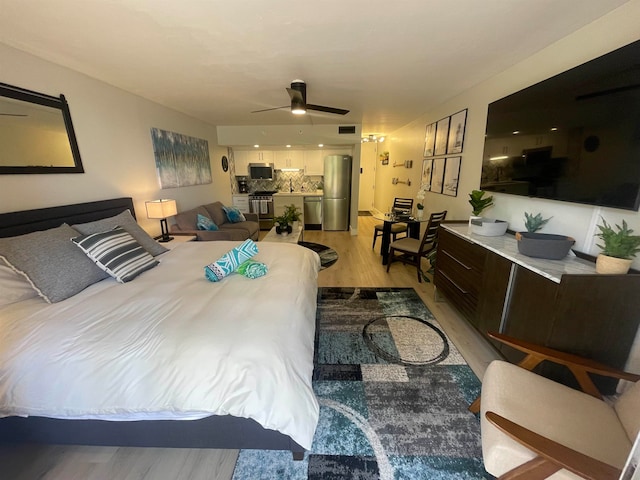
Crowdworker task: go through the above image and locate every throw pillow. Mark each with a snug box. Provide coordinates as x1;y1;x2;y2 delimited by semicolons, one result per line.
0;224;108;303
72;209;168;257
223;205;246;223
196;213;219;231
72;227;159;283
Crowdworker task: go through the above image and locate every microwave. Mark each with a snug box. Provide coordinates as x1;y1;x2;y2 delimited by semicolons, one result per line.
249;163;275;180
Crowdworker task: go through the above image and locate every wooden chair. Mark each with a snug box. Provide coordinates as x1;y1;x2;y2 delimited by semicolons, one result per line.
385;210;446;282
476;331;640;479
372;198;414;250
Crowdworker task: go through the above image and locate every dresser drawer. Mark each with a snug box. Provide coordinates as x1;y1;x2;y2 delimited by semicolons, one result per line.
435;265;479;321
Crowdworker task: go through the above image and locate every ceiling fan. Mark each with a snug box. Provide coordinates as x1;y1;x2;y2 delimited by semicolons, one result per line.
251;80;349;116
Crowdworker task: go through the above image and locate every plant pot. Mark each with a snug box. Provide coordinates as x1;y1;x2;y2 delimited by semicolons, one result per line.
515;232;575;260
276;224;292;235
415;209;424;220
595;254;632;274
469;217;508;237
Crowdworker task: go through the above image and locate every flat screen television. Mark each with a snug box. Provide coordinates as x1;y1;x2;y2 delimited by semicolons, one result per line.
480;39;640;211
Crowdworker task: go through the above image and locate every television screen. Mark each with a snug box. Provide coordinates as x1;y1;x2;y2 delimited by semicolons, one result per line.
480;39;640;211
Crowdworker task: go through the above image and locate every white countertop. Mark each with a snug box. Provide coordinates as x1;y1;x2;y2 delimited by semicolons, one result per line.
442;223;597;283
272;191;324;197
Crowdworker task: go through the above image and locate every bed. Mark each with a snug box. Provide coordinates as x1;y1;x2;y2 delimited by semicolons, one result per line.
0;197;321;459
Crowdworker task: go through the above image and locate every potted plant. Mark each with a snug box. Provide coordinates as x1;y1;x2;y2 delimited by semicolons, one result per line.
415;185;428;219
524;212;552;233
283;204;302;230
274;214;292;235
594;218;640;274
468;190;494;217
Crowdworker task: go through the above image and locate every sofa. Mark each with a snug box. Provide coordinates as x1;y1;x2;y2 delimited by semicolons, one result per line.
169;201;260;241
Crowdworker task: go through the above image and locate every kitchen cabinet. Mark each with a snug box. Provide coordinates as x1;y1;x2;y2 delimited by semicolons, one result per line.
303;150;324;175
234;150;274;176
274;150;303;170
273;195;304;225
434;224;640;393
232;194;250;214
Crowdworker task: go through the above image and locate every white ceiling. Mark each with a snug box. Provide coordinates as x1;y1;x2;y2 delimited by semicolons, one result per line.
0;0;630;135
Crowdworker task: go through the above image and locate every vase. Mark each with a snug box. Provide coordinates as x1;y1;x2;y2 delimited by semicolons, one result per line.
595;254;632;274
416;209;424;220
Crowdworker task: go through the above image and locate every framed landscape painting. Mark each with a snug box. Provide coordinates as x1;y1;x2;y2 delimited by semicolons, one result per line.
434;116;450;156
431;157;445;193
423;122;436;157
447;109;467;154
421;158;433;190
443;156;461;196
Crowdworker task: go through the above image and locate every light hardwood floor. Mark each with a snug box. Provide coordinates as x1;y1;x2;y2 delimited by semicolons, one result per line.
0;215;500;480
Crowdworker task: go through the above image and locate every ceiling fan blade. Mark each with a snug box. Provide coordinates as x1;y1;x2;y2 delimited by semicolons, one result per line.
251;105;289;113
286;88;304;103
306;104;350;115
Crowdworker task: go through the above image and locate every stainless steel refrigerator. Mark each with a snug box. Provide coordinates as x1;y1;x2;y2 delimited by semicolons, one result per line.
323;155;352;230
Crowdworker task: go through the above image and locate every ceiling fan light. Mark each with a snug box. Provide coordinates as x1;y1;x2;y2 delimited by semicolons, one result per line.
291;98;306;115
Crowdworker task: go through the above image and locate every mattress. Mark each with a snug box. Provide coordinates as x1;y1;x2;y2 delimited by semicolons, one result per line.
0;240;321;450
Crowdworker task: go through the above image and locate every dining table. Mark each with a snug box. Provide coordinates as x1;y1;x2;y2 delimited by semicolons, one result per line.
372;212;430;265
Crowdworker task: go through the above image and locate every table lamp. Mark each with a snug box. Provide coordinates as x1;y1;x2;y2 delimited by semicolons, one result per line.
145;199;177;242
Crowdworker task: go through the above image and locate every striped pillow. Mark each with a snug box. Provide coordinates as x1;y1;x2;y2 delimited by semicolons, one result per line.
72;227;159;283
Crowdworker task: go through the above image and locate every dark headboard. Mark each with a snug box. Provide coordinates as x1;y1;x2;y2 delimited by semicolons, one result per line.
0;197;135;238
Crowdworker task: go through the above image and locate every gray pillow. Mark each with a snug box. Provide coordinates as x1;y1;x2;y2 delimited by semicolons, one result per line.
0;224;108;303
73;209;168;257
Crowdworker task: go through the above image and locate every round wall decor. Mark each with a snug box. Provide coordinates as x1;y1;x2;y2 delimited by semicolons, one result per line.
221;155;229;172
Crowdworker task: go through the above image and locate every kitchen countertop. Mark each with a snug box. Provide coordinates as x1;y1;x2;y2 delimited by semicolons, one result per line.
442;223;597;283
272;191;324;197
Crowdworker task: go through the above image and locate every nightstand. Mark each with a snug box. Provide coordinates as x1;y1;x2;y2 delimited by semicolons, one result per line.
162;235;197;250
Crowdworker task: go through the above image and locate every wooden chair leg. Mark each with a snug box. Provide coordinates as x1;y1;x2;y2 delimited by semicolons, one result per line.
416;260;422;283
386;248;394;272
372;230;379;249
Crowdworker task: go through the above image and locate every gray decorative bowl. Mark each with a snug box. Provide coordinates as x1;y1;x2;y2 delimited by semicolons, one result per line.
515;232;575;260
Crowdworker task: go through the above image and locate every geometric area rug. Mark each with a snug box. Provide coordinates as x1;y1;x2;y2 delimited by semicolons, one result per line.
232;287;491;479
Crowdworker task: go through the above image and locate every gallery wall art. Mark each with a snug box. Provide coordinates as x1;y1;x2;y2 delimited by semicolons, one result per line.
150;128;212;189
421;108;467;197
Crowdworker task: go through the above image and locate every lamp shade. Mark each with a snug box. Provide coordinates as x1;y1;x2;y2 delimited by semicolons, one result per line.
145;199;177;219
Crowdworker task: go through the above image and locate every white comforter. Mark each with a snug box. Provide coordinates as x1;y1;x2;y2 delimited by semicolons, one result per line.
0;241;321;450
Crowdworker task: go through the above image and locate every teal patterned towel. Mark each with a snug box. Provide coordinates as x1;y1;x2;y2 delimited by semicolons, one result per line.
204;239;258;282
236;259;268;279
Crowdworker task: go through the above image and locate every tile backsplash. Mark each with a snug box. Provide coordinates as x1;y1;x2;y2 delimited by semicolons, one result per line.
235;171;323;194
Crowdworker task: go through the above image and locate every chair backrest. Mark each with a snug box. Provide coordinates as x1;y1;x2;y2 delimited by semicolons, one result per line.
419;211;447;252
392;198;413;213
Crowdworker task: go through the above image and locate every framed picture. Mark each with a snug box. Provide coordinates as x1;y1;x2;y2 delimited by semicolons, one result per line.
447;109;467;154
151;128;212;189
421;158;433;190
443;156;461;196
423;122;436;157
434;116;450;156
431;157;445;193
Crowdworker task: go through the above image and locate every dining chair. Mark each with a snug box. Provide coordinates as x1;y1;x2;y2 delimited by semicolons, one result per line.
372;198;414;250
386;210;447;282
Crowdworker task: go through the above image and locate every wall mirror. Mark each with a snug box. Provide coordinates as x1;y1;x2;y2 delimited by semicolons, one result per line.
0;82;84;174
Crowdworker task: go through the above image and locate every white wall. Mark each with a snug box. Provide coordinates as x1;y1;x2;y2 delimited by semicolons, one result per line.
383;0;640;268
0;44;230;237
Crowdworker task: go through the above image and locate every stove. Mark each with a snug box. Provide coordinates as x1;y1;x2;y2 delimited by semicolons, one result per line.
249;191;276;230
